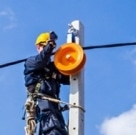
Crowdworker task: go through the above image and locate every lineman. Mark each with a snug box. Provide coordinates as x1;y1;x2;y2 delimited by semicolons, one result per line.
24;31;70;135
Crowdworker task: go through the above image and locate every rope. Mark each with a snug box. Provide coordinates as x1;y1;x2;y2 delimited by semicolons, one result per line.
24;96;37;135
34;93;85;112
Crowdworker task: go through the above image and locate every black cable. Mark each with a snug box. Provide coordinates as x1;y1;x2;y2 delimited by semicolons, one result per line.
0;58;27;68
0;42;136;68
0;52;56;68
83;42;136;50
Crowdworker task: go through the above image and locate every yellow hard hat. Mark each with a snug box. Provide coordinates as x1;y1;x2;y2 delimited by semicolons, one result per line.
35;32;50;46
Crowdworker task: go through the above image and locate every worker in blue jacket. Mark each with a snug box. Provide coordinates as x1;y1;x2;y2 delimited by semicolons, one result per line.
24;31;69;135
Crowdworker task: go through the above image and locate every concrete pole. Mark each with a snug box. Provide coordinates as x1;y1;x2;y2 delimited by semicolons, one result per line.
67;20;85;135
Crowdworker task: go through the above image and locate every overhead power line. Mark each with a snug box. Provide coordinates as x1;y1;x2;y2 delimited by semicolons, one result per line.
0;58;27;68
0;42;136;68
83;42;136;50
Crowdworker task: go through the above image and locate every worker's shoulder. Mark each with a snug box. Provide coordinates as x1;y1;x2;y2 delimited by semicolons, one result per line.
25;55;36;64
26;55;36;60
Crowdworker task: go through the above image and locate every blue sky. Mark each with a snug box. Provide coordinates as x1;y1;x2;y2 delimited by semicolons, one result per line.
0;0;136;135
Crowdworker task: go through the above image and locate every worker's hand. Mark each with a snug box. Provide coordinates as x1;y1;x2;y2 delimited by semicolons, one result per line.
48;40;56;48
27;85;35;93
48;31;58;48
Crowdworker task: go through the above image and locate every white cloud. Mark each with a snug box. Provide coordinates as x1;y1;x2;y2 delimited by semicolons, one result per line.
100;105;136;135
0;8;17;30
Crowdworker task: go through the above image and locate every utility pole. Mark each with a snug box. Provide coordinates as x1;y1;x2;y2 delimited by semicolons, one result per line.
67;20;85;135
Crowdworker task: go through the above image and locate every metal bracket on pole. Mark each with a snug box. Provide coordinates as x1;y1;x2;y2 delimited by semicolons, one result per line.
67;20;85;135
67;23;78;43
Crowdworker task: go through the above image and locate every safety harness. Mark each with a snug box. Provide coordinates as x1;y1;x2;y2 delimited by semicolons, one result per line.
24;71;60;135
23;72;85;135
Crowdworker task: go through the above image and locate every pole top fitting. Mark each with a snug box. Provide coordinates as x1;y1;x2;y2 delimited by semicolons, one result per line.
67;23;78;36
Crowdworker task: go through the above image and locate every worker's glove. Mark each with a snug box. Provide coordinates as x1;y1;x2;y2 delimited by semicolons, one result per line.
26;85;36;99
48;39;56;48
27;85;35;93
48;31;58;48
60;105;69;112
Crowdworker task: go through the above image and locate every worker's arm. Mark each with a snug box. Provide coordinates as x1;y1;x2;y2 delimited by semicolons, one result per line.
25;44;54;71
24;44;55;87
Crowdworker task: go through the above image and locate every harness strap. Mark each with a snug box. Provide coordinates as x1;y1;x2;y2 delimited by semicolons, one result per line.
35;82;41;94
33;72;58;94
